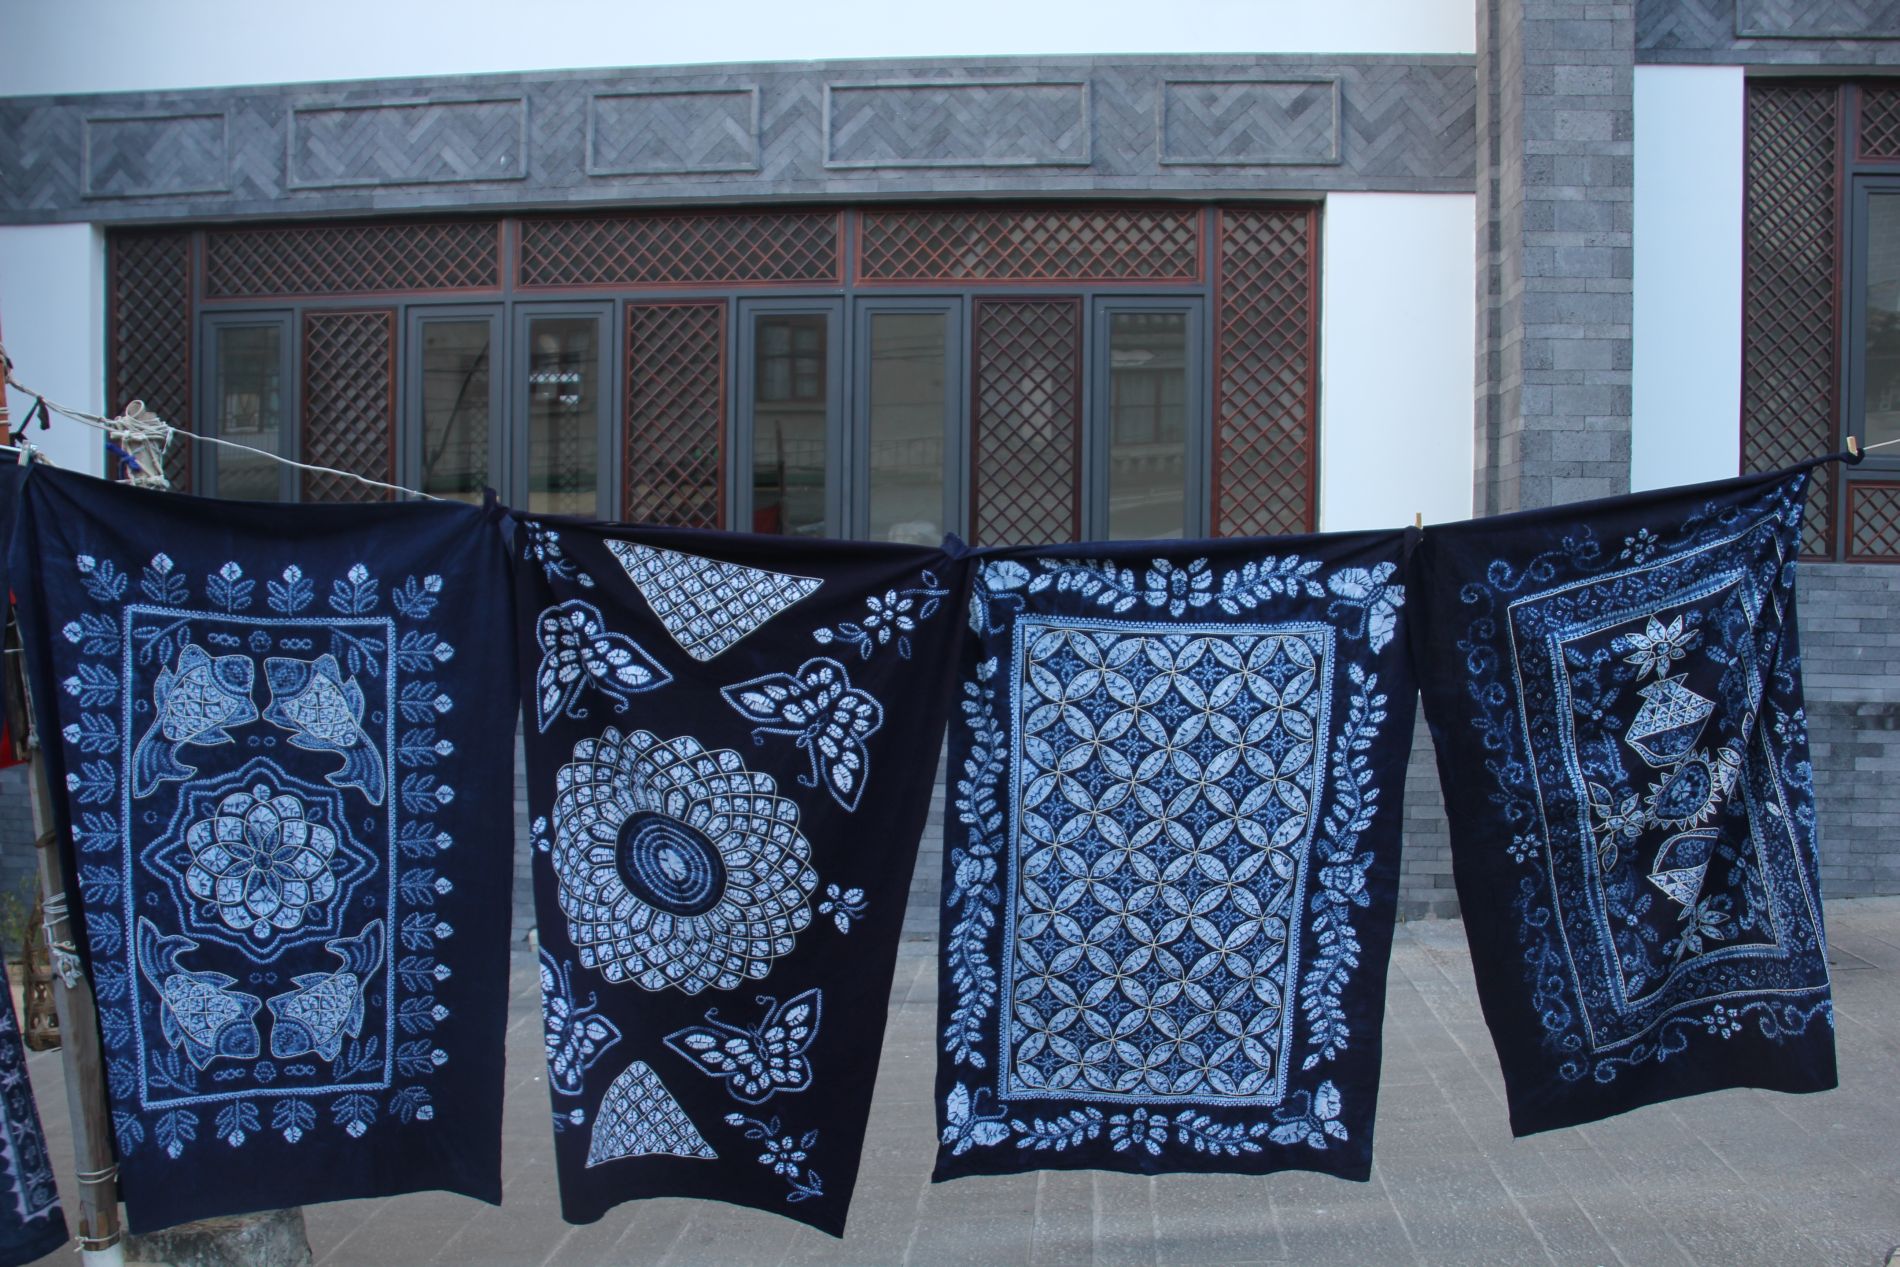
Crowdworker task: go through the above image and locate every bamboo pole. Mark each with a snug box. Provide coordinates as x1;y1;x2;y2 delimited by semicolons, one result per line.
21;682;125;1264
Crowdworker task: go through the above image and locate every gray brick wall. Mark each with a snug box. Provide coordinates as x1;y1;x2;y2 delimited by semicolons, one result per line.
1639;0;1900;64
1477;0;1635;517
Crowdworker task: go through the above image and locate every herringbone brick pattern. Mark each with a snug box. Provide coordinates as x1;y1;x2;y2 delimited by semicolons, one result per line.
1737;0;1900;37
301;310;396;502
589;90;757;175
1161;80;1337;164
108;231;194;491
84;112;227;198
971;298;1082;546
857;206;1200;283
289;99;525;188
625;302;725;528
1212;207;1316;538
826;82;1089;167
1742;83;1840;558
205;221;501;297
519;211;839;287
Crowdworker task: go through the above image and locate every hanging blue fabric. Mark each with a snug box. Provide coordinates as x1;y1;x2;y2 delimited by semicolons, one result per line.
935;530;1418;1182
1411;462;1838;1134
0;462;67;1267
510;515;969;1237
12;466;517;1231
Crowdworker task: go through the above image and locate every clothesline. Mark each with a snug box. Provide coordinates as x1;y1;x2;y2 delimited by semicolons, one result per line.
0;346;445;502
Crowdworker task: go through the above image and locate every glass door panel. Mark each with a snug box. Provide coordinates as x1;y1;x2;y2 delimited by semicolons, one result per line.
865;309;957;544
1859;190;1900;450
525;314;603;516
741;302;841;537
417;318;494;503
1106;311;1190;539
205;315;292;501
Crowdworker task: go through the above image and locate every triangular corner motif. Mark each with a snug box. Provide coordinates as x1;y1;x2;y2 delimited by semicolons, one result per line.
586;1060;716;1167
606;541;821;662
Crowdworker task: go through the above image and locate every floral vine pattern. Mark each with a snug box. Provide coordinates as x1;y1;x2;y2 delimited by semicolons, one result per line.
1417;468;1836;1129
813;571;950;659
940;542;1410;1178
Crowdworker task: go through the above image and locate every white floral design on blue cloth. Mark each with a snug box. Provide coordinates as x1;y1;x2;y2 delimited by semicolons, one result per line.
181;780;343;941
721;657;884;811
550;728;817;993
533;599;671;732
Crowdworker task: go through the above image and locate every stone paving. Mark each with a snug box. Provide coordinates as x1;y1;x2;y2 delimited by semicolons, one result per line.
22;898;1900;1266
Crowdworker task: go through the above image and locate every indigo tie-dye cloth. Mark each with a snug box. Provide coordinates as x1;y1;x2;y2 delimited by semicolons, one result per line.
1412;465;1838;1135
12;467;516;1231
936;532;1417;1182
0;955;65;1265
511;516;967;1237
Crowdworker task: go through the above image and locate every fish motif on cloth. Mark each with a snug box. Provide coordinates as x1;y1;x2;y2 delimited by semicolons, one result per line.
13;466;517;1232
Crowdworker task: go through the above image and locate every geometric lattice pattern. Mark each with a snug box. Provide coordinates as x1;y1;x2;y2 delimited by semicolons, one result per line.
109;230;195;490
204;221;500;298
625;302;724;528
301;311;396;502
1212;207;1317;537
1742;83;1841;559
1861;83;1900;162
1848;481;1900;561
857;206;1202;284
971;298;1082;546
519;211;840;288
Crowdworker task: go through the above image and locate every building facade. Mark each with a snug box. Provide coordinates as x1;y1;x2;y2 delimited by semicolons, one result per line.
1;0;1897;933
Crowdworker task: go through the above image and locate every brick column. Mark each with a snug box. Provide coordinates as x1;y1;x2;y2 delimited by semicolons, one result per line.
1476;0;1635;514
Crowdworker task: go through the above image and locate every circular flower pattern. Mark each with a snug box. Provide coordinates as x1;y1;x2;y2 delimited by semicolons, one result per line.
183;783;340;941
552;728;816;994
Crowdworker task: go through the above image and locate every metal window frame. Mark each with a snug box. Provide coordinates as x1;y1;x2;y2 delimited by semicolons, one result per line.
1088;296;1208;541
512;299;618;517
733;296;847;537
196;308;296;501
402;304;507;502
850;295;966;542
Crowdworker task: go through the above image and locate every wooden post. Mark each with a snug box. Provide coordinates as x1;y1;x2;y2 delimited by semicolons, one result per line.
22;702;125;1264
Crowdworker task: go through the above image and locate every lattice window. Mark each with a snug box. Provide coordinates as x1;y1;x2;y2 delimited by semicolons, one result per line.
971;298;1082;546
519;211;840;288
205;221;500;298
1861;83;1900;161
109;231;194;490
1743;83;1840;558
1212;207;1317;538
1847;481;1900;560
626;302;725;527
302;311;395;502
857;206;1202;284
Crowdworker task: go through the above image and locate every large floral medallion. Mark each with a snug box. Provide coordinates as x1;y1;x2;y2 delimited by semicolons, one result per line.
145;757;375;958
550;728;817;993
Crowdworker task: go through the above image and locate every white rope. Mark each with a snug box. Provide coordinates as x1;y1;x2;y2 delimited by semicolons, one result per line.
2;346;446;502
1862;435;1900;453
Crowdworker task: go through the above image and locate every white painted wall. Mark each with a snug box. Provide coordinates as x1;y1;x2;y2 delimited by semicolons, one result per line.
2;0;1475;97
0;225;105;474
1632;65;1745;491
1318;192;1476;531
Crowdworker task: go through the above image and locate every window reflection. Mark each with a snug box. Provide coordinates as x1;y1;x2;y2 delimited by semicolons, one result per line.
1107;312;1188;539
419;320;490;504
752;314;828;535
527;317;598;516
867;312;946;544
1864;194;1900;449
215;325;282;501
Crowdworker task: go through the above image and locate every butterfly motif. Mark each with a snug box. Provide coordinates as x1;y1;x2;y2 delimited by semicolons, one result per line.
720;657;883;811
941;1081;1011;1156
538;950;623;1097
663;989;821;1104
534;599;671;732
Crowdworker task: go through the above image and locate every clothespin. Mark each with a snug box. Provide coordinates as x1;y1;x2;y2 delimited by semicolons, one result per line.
1847;435;1862;460
9;397;46;447
1414;512;1423;529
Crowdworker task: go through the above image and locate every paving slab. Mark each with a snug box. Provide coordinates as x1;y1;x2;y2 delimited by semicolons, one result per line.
16;898;1900;1265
